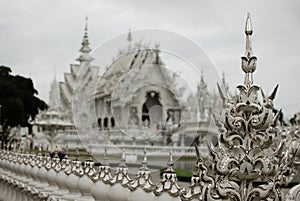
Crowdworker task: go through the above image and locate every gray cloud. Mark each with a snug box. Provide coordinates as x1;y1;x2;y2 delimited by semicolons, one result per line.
0;0;299;117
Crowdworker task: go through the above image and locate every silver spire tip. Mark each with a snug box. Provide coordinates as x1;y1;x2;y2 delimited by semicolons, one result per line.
245;13;253;36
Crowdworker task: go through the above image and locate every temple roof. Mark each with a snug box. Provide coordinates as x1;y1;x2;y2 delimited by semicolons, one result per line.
95;42;164;98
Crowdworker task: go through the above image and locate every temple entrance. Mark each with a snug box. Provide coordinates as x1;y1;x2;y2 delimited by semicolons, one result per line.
142;91;163;128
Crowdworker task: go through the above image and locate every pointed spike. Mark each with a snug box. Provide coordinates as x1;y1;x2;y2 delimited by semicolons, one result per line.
85;16;88;33
207;140;217;158
209;108;221;127
245;13;253;35
194;145;200;161
260;87;266;100
269;84;279;100
273;109;282;126
217;83;226;102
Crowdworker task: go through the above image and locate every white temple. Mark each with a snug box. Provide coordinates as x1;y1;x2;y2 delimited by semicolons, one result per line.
53;18;229;150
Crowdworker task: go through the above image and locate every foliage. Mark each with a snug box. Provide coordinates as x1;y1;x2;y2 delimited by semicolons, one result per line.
0;66;48;128
160;167;193;182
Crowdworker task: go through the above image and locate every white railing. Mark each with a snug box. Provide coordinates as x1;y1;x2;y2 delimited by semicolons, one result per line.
0;148;200;201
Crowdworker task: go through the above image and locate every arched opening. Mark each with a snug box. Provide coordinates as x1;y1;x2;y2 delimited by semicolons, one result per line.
103;117;108;130
97;118;102;129
141;91;163;128
110;117;115;128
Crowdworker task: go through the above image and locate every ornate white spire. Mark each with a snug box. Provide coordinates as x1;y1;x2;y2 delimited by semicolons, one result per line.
197;70;211;120
49;74;61;109
241;13;257;86
77;16;94;62
199;13;296;201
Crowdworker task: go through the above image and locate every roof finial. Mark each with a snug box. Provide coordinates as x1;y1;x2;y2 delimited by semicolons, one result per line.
127;28;132;42
85;16;88;34
241;13;257;86
153;43;162;64
245;13;253;58
77;16;94;62
200;69;204;83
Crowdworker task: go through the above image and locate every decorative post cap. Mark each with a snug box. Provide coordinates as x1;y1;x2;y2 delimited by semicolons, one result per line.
65;145;69;159
119;148;127;168
139;148;149;171
165;149;175;173
241;13;257;86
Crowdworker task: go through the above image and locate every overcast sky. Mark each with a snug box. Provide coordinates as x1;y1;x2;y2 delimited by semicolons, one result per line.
1;0;300;118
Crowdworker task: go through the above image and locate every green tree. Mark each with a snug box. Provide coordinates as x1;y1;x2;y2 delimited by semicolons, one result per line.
0;65;47;134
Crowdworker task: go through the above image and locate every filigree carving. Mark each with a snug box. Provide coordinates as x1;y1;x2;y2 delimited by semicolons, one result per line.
185;13;298;201
91;149;113;184
129;148;156;192
110;148;132;187
154;150;183;197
